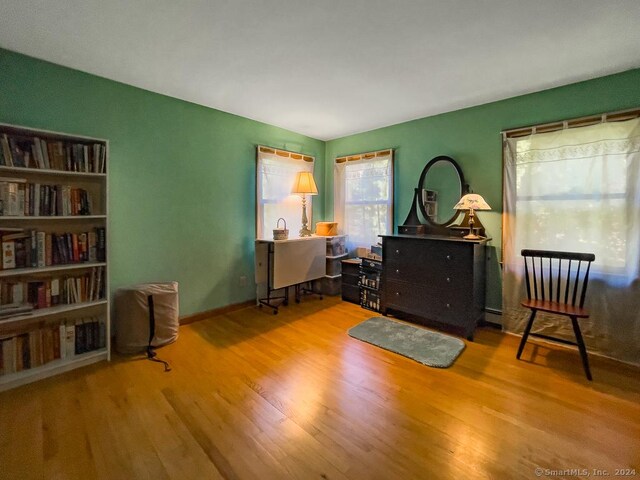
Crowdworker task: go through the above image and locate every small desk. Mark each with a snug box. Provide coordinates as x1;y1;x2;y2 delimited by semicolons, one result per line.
255;236;326;313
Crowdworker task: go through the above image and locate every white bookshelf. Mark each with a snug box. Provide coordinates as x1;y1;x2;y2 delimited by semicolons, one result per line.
0;348;108;391
0;123;110;392
0;165;106;178
0;215;107;221
0;262;107;278
0;300;108;327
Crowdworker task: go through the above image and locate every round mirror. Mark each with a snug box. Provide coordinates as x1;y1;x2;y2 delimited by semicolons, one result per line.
417;155;467;226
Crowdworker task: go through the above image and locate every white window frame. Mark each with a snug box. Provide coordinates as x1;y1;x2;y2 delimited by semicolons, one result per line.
256;146;315;240
334;149;394;251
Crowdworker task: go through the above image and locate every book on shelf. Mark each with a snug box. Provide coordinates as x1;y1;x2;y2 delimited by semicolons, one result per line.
64;322;75;359
0;133;106;174
7;138;33;168
0;302;34;318
0;316;106;376
96;227;105;261
0;266;105;308
0;181;93;217
16;333;29;371
0;177;27;216
0;337;17;374
2;240;15;269
0;227;105;270
0;135;12;167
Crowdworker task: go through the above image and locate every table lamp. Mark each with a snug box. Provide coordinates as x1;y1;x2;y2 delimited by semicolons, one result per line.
292;171;318;237
453;193;491;240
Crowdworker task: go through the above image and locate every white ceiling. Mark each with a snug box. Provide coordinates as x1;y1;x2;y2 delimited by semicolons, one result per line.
1;1;640;140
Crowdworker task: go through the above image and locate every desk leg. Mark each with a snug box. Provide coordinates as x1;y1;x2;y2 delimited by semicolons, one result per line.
257;243;287;314
297;281;323;302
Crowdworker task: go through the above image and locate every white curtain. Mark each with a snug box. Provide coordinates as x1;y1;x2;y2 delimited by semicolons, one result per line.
503;117;640;365
334;152;393;252
256;150;314;239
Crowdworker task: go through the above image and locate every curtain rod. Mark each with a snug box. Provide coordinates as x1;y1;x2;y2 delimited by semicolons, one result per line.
501;106;640;139
335;148;393;164
257;145;314;162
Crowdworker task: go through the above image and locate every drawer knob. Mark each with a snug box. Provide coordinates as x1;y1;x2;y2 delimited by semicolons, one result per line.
395;249;400;254
446;277;451;283
395;292;401;297
446;255;451;260
446;303;451;308
395;269;400;274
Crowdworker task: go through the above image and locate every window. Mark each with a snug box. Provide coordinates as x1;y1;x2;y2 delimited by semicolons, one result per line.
256;146;314;239
501;115;640;365
504;117;640;281
334;150;394;251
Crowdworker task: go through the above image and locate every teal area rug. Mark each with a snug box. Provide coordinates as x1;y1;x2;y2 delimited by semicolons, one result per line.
348;317;465;368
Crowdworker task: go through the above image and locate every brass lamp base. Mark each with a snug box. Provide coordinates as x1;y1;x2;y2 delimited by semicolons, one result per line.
463;209;481;240
299;194;312;237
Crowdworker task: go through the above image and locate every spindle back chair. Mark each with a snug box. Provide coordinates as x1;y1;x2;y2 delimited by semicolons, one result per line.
516;249;596;380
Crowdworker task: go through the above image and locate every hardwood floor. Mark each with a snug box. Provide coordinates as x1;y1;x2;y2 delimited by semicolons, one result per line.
1;297;639;480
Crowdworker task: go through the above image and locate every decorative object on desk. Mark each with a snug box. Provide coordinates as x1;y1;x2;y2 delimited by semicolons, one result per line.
453;193;491;240
292;171;318;237
348;317;465;368
272;217;289;240
315;221;338;236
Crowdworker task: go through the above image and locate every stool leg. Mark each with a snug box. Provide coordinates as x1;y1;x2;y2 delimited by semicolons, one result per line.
517;309;537;360
570;316;592;381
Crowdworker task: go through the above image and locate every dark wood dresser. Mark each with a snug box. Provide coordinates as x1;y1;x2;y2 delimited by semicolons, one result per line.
380;234;488;340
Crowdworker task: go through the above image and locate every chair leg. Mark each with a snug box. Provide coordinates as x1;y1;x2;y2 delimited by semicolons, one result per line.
570;316;592;381
516;309;537;360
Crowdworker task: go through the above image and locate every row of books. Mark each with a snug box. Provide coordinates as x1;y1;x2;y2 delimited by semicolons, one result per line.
0;267;105;310
0;317;106;376
1;227;106;270
0;134;106;173
0;178;93;216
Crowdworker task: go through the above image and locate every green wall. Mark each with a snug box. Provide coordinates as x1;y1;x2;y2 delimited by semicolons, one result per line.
325;68;640;310
3;47;638;315
0;48;325;316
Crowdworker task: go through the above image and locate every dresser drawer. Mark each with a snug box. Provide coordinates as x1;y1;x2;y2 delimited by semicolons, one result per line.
429;271;473;299
385;281;439;319
386;280;470;327
385;239;473;283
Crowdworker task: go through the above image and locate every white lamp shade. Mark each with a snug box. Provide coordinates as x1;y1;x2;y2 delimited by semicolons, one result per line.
292;171;318;195
453;193;491;211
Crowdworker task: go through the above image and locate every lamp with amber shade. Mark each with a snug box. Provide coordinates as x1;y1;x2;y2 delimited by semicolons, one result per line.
292;171;318;237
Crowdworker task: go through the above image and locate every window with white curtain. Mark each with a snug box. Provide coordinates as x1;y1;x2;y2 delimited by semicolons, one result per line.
504;117;640;282
334;150;394;251
502;115;640;365
256;146;314;239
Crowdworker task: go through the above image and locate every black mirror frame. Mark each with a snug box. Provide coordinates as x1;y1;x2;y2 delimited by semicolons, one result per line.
417;155;469;228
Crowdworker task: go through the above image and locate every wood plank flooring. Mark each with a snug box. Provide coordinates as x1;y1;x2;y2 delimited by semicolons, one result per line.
1;297;639;480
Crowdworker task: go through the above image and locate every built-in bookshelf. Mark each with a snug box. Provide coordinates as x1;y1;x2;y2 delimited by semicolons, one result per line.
0;123;109;391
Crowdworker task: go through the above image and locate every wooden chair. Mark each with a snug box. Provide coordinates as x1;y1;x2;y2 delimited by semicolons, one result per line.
516;249;596;380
